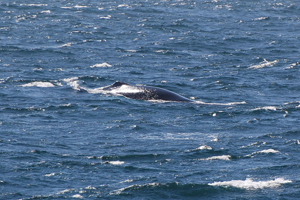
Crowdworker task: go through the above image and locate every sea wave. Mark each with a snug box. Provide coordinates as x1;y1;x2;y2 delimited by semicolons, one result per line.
245;149;279;158
199;155;231;161
251;106;278;111
90;62;112;68
195;145;213;150
209;178;291;189
103;161;125;165
248;59;278;69
195;101;247;106
21;82;55;87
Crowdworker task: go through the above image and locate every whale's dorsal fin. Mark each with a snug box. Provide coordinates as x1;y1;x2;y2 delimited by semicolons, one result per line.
111;81;128;87
102;81;128;90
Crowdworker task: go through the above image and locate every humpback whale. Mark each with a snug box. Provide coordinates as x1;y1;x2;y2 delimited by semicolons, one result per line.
102;82;193;102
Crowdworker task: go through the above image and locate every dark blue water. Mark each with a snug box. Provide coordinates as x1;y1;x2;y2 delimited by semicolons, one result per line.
1;0;300;199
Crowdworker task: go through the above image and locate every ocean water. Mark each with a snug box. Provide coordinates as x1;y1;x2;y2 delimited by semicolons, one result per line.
1;0;300;199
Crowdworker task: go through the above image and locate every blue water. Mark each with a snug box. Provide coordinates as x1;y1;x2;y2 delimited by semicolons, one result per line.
1;0;300;199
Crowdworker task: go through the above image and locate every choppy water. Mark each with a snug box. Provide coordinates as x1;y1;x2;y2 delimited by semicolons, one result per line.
1;0;300;199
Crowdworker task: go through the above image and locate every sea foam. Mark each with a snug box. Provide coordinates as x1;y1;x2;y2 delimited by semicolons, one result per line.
90;62;112;68
209;178;291;189
21;82;55;87
251;106;277;111
248;59;278;69
195;101;246;106
104;161;125;165
200;155;231;161
195;145;213;150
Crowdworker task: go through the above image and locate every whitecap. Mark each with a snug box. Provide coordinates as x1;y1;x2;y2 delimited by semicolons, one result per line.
154;50;168;53
20;4;48;7
245;149;279;157
214;4;232;10
72;194;83;199
248;59;278;69
251;106;277;111
59;103;72;107
118;4;129;8
257;149;279;154
57;188;74;194
254;17;268;21
104;161;124;165
41;10;51;14
100;15;111;19
62;77;82;91
21;82;55;87
45;173;55;177
209;178;291;189
284;62;297;70
84;186;96;190
74;5;88;8
195;145;213;150
90;62;112;68
67;80;81;91
60;43;72;47
125;50;137;52
200;155;231;161
119;179;133;183
62;77;78;82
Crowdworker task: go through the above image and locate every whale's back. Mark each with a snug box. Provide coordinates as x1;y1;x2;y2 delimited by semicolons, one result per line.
103;82;193;102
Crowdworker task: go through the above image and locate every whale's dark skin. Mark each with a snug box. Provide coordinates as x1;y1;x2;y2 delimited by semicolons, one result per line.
103;82;193;102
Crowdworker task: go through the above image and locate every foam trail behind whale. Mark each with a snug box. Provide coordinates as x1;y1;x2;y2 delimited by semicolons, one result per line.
194;101;247;106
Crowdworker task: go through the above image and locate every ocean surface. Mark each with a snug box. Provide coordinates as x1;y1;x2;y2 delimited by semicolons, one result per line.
1;0;300;199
